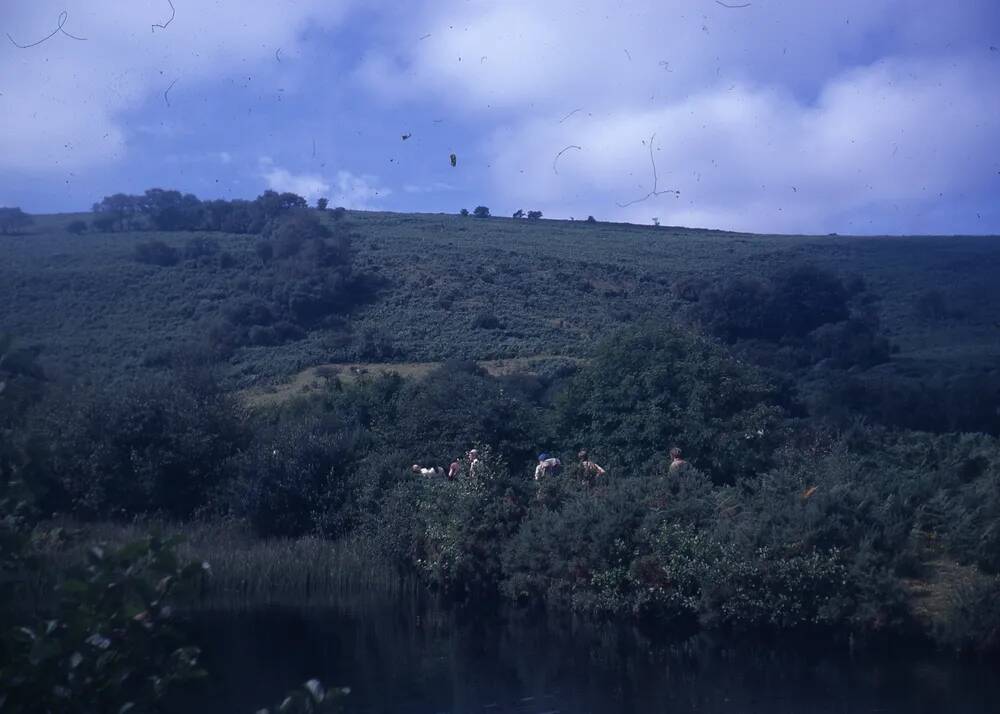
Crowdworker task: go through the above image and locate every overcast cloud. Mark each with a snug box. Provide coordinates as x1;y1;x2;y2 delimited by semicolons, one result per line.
1;0;997;234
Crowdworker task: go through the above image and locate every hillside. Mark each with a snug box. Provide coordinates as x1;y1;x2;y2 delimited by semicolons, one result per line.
3;210;999;394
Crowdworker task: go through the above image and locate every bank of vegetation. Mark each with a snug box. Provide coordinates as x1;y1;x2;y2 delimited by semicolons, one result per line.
2;196;1000;709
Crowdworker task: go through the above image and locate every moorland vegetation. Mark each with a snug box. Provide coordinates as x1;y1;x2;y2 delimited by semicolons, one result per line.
2;191;999;676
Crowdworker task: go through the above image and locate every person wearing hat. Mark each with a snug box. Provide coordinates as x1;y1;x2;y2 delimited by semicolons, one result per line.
534;452;562;480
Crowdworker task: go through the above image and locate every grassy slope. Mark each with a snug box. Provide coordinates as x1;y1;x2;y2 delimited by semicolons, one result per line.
2;210;999;388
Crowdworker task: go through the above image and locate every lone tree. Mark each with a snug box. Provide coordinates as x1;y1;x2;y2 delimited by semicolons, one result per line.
473;206;490;218
0;207;33;235
316;197;329;211
459;208;469;216
527;210;542;220
512;209;524;219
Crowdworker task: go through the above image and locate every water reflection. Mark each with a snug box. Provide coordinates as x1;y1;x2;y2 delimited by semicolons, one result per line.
178;593;998;714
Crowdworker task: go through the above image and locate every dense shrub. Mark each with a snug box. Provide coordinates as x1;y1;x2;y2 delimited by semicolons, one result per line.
0;535;206;712
32;376;246;519
808;316;891;369
230;417;366;538
183;236;220;260
0;206;33;235
915;289;950;321
553;324;787;480
473;206;490;218
65;219;87;235
134;240;180;267
471;311;501;329
933;573;1000;654
699;264;849;343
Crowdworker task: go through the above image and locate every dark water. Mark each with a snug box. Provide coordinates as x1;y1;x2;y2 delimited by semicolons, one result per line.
177;596;999;714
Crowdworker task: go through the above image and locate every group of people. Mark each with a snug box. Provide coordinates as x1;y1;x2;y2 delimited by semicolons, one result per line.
411;447;691;482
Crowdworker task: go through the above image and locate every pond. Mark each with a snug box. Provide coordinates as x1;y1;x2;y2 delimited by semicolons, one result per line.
176;594;998;714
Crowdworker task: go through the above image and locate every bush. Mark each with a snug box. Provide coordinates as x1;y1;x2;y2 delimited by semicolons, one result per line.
808;316;891;369
471;311;501;329
182;236;220;260
264;209;332;259
934;573;1000;654
34;376;246;519
231;417;366;538
331;206;347;221
915;289;950;321
133;240;180;267
0;206;34;235
527;210;542;220
91;215;115;232
459;208;469;216
473;206;490;218
317;197;329;211
699;264;849;343
0;535;206;712
65;219;87;235
586;215;596;223
553;323;786;480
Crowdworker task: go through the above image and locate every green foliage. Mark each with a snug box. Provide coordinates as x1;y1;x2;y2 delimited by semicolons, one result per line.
473;206;490;218
65;220;87;235
553;323;786;480
134;240;180;267
699;264;850;343
914;289;950;321
933;572;1000;655
32;375;246;519
0;207;34;235
140;189;205;231
0;534;207;713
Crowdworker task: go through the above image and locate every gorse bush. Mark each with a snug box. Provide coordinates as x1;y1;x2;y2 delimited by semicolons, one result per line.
553;323;786;480
698;264;850;343
133;240;180;266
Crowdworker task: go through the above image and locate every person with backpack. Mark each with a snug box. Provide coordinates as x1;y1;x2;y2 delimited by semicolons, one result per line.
534;452;562;480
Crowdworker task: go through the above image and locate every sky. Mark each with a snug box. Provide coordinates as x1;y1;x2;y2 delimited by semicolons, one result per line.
1;0;999;235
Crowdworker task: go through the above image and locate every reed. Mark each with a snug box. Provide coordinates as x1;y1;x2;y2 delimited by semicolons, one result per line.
37;519;414;611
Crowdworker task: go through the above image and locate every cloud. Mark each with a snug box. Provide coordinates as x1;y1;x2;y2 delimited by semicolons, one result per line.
331;171;390;209
260;163;330;203
403;181;455;194
0;0;355;173
480;55;1000;233
357;0;1000;232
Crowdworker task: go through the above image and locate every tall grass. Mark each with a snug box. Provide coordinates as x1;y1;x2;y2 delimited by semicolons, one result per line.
38;519;415;611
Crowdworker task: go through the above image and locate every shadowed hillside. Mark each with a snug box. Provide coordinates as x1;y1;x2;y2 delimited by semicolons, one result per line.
3;210;999;392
